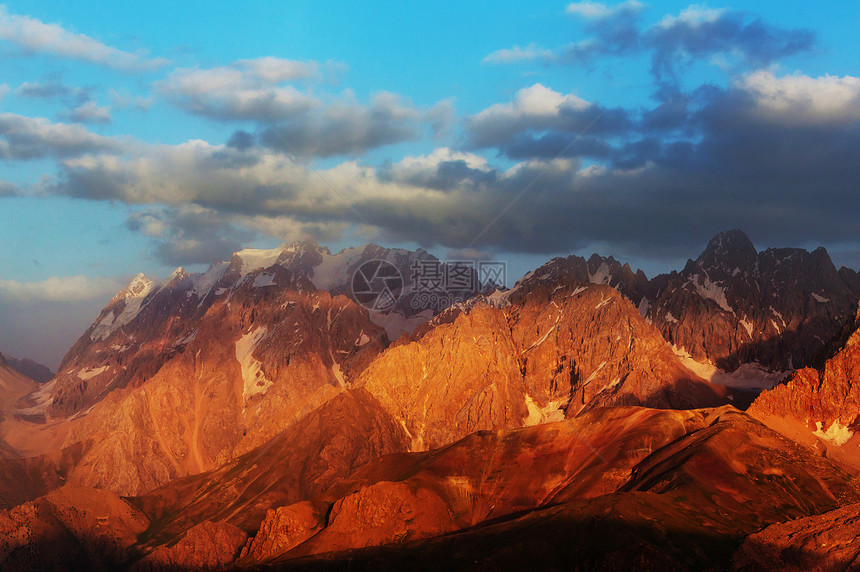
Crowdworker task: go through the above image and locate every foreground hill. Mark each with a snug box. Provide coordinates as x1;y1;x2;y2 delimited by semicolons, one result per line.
733;502;860;571
1;406;858;570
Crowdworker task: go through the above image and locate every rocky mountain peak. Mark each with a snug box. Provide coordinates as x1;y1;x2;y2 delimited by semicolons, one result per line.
696;229;758;273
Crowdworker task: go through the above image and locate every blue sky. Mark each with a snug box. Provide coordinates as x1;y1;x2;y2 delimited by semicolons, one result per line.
2;1;860;366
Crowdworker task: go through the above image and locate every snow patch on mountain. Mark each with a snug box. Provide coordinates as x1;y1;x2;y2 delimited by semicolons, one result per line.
236;246;285;276
252;273;277;288
673;346;789;390
583;361;607;385
192;262;230;299
355;331;371;346
235;326;272;402
77;366;108;380
691;274;733;313
523;395;567;426
310;247;361;290
588;262;612;285
814;419;854;446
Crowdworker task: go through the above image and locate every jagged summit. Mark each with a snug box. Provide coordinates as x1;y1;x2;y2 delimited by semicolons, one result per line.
696;229;758;273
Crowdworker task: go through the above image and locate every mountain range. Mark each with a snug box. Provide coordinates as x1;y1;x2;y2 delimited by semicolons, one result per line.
0;229;859;570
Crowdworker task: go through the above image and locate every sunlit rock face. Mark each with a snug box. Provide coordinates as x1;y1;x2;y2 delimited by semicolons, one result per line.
504;231;860;397
360;282;726;452
749;302;860;472
47;241;461;420
733;502;860;571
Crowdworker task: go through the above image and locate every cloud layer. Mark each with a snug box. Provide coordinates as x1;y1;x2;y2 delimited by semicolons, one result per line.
0;5;166;71
1;3;858;272
28;65;856;267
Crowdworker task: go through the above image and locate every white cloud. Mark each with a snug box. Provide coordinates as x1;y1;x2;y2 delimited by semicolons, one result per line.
466;84;595;148
656;5;727;29
483;43;553;64
739;71;860;126
394;147;491;175
0;112;123;159
474;84;590;124
157;64;320;121
0;5;167;71
66;101;112;124
0;83;9;99
0;275;125;303
236;57;319;83
566;1;643;20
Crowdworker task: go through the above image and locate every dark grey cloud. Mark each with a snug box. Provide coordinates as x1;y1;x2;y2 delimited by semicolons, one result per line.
646;7;816;85
17;80;113;125
160;57;440;158
126;206;256;266
45;68;860;271
0;180;19;196
463;83;632;154
258;92;427;158
17;79;80;100
560;0;644;62
226;130;256;151
487;5;815;89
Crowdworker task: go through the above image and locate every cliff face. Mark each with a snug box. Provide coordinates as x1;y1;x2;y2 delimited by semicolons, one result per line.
645;231;859;373
46;242;477;421
516;230;860;379
361;283;726;452
748;304;860;472
56;268;387;496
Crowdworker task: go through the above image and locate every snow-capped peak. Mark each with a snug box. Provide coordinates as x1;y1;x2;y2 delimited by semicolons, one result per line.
235;245;289;276
90;274;156;341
